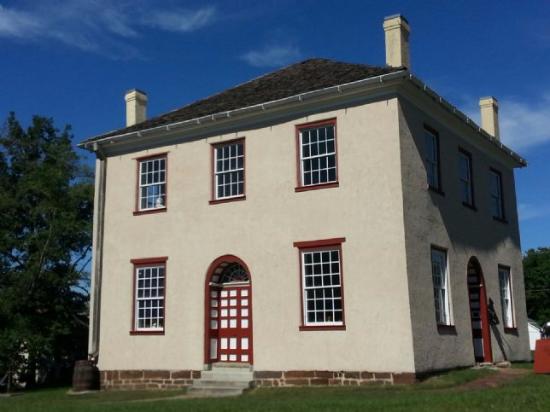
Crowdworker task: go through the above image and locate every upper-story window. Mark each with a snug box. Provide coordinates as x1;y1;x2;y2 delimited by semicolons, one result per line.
296;119;338;191
424;127;441;192
489;168;505;220
458;149;474;207
498;266;514;329
431;246;452;326
137;155;167;213
212;139;245;203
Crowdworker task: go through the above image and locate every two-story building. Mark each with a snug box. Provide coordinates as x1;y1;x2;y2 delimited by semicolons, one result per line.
80;15;531;390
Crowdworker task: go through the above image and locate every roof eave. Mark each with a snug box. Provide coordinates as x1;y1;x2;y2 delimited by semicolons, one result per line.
78;69;409;150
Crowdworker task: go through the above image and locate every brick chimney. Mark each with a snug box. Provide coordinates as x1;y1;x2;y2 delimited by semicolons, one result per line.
383;14;411;69
479;97;500;140
125;89;147;127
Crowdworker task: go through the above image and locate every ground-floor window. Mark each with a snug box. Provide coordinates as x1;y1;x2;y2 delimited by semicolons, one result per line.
431;247;452;326
294;238;346;330
498;265;514;328
130;257;167;334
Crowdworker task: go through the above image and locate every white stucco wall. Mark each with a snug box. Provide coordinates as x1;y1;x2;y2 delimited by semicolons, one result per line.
97;97;416;373
397;93;531;373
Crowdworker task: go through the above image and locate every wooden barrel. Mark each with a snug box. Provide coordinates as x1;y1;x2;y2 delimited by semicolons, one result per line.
72;360;100;392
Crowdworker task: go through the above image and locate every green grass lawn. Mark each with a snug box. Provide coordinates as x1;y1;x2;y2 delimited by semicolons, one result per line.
1;366;548;412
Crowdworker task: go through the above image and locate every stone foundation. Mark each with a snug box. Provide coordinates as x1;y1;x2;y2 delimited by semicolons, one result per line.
253;370;417;386
100;369;416;390
100;370;201;390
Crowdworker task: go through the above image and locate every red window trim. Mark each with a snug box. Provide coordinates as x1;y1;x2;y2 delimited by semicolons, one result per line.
130;256;168;336
295;118;339;192
294;237;346;331
210;137;246;205
133;153;168;216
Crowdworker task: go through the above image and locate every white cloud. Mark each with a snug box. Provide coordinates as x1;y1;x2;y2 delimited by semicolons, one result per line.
144;7;216;33
518;203;550;222
464;94;550;152
0;4;42;37
0;1;217;59
241;45;301;68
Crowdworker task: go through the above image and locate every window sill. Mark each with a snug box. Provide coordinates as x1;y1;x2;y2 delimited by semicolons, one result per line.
209;195;246;205
295;182;339;193
462;202;477;211
129;330;165;336
428;186;445;196
504;327;518;334
437;324;456;333
133;207;167;216
299;325;346;331
493;216;508;224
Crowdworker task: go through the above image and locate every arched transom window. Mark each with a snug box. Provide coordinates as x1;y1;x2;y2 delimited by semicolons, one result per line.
211;262;249;285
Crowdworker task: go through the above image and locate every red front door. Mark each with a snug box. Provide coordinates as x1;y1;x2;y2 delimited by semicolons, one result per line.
208;283;252;363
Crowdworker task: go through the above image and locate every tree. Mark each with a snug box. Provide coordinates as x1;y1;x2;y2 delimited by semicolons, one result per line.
0;113;93;389
523;248;550;326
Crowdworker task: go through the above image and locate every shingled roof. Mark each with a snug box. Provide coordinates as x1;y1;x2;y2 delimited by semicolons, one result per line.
83;58;401;143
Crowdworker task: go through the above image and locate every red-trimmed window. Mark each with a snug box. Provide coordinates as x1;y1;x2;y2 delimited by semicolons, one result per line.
458;148;475;207
211;139;245;203
135;154;167;214
424;126;442;192
498;266;514;329
489;168;505;220
294;238;346;330
131;257;167;334
296;119;338;191
431;246;453;326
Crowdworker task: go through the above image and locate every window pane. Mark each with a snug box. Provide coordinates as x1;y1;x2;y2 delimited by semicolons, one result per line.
214;141;245;199
302;248;343;326
431;248;450;325
425;130;439;189
299;124;337;186
135;264;165;330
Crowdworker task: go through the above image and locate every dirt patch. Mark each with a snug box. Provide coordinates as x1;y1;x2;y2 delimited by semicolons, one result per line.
456;368;529;391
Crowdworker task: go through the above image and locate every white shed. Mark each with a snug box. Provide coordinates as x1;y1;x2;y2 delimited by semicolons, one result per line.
528;319;542;351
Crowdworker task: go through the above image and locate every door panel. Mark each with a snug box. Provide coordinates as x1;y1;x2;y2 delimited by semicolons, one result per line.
208;284;252;363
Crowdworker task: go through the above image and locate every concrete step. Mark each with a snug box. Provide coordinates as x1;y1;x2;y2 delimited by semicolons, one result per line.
189;366;254;398
193;379;252;389
187;387;245;398
200;370;253;381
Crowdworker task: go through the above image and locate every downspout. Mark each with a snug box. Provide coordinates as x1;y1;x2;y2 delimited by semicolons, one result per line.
88;143;107;363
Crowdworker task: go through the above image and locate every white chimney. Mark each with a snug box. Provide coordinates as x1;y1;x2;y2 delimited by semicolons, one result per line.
479;96;500;140
125;89;147;127
383;14;411;69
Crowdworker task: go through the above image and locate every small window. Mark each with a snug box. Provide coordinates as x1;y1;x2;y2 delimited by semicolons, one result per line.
458;149;474;207
431;247;452;325
490;169;505;220
213;140;245;201
424;127;441;191
137;156;166;212
295;238;346;329
499;266;514;328
297;120;338;189
132;258;166;333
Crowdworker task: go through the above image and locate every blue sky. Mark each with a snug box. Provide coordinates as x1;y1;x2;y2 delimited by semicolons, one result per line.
1;0;549;251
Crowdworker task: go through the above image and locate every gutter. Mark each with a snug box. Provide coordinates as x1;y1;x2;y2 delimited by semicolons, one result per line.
88;143;106;362
79;69;526;167
406;74;526;167
78;70;409;149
